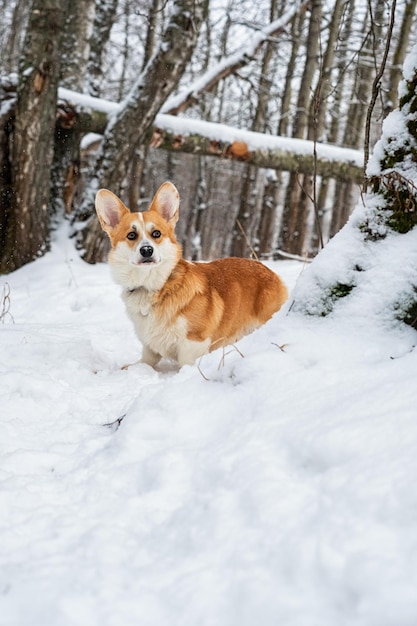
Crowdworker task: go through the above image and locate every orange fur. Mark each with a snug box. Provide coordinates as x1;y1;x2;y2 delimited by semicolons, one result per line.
95;182;288;368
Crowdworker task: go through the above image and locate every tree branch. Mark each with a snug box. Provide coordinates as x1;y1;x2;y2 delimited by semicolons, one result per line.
162;0;311;115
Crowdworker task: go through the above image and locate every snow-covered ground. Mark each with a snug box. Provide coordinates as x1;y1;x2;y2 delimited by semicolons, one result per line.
1;227;417;626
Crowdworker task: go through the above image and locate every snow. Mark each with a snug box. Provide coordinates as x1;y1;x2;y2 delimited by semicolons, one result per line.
1;225;417;626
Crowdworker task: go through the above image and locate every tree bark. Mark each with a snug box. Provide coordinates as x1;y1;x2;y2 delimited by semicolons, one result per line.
59;0;96;91
51;0;96;219
386;0;417;113
232;0;280;258
329;0;385;239
277;12;305;137
79;0;209;263
86;0;119;97
127;0;164;213
278;0;321;257
0;0;30;73
0;0;67;274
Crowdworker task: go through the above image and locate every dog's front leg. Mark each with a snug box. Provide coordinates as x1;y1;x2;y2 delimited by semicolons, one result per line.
140;344;162;368
121;345;161;370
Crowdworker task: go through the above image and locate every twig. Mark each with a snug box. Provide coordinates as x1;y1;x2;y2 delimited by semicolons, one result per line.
0;283;14;323
197;358;210;381
218;344;245;369
275;248;312;262
236;219;259;261
363;0;397;174
103;413;126;431
311;14;325;250
271;342;288;352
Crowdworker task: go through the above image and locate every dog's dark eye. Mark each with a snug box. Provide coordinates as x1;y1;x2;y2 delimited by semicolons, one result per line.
127;231;137;240
152;230;161;239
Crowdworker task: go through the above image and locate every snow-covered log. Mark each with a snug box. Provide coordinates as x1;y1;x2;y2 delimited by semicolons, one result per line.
57;86;364;182
1;76;365;183
148;121;364;183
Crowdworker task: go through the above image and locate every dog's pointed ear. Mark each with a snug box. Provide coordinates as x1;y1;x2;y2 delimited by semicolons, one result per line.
149;182;179;227
95;189;130;234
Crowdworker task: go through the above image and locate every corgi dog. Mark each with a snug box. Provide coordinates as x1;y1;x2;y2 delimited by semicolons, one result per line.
95;182;288;368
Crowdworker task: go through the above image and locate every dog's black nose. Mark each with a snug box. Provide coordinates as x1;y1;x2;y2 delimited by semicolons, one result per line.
140;245;154;258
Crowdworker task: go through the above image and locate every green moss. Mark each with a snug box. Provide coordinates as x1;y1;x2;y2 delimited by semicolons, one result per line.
399;75;417;111
328;283;354;300
316;282;355;317
386;209;417;234
395;287;417;330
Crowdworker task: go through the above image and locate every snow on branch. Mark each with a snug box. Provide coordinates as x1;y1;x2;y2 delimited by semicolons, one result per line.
162;0;311;115
150;115;364;182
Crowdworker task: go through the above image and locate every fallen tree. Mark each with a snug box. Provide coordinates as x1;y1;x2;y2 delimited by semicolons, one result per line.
1;75;365;209
55;85;364;183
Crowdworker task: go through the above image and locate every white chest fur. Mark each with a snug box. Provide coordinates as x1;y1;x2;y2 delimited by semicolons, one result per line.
122;287;188;361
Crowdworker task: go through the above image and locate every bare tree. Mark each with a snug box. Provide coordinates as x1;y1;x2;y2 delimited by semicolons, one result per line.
0;0;67;273
78;0;209;263
386;0;417;113
86;0;119;97
60;0;96;91
232;0;281;258
0;0;29;73
329;0;385;239
51;0;96;218
278;0;321;257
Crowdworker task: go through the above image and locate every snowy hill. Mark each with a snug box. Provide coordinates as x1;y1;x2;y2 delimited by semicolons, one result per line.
1;228;417;626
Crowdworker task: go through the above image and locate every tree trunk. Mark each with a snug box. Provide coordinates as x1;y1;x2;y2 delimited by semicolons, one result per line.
51;0;96;219
277;12;305;137
232;0;280;259
386;0;417;114
278;0;321;257
257;173;282;257
0;0;67;274
142;0;162;71
60;0;95;91
79;0;209;263
0;78;366;192
329;0;385;239
316;0;356;245
126;0;164;214
303;0;345;255
0;0;30;73
85;0;118;97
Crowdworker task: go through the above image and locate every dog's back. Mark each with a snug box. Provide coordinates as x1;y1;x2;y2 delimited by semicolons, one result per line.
180;257;287;349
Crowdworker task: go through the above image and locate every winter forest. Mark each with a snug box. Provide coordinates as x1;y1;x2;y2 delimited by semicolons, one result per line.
1;0;416;271
2;0;417;624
